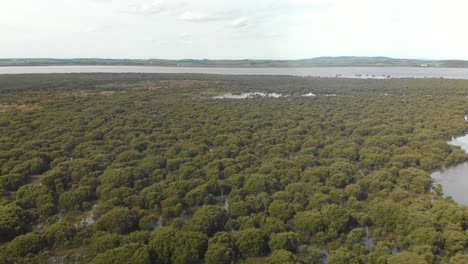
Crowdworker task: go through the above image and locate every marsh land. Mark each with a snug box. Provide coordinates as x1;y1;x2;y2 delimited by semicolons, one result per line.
0;73;467;263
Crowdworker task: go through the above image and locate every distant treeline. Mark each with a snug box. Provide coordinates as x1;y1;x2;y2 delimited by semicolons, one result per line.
2;56;468;67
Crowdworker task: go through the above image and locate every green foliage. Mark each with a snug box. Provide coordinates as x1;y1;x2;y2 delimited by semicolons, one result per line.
297;246;324;264
97;168;134;199
234;228;266;257
0;173;28;191
294;210;324;236
244;174;269;194
387;251;427;264
7;232;46;258
450;253;468;264
205;232;239;264
0;205;31;242
328;248;362;264
268;200;295;221
91;243;150;264
186;205;227;236
149;227;177;264
367;199;402;232
90;232;122;255
44;222;76;246
16;184;56;216
268;232;300;253
171;231;208;264
0;74;467;263
205;243;236;264
267;249;298;264
94;207;139;234
294;204;351;241
58;186;91;211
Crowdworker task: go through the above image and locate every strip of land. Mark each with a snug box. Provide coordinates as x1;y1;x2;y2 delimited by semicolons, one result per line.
2;56;468;67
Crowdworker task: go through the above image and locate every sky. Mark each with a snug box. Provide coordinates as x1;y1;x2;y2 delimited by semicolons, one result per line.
1;0;468;60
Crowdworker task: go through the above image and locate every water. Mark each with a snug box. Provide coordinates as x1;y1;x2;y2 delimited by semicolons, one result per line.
213;92;284;99
447;134;468;152
213;92;335;99
0;66;468;79
213;92;328;99
431;134;468;205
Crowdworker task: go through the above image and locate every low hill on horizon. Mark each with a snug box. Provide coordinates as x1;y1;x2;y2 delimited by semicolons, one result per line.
2;56;468;67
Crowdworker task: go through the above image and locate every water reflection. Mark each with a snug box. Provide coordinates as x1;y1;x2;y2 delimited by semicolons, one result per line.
2;66;468;80
212;92;330;99
448;135;468;152
431;163;468;205
431;134;468;205
212;92;285;99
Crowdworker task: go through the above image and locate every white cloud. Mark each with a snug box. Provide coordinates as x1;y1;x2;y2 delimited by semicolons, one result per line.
128;0;165;15
179;33;193;44
178;11;209;22
231;17;248;28
179;32;191;38
2;0;468;59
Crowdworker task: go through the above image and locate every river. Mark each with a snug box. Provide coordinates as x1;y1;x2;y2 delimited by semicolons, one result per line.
0;66;468;79
431;135;468;205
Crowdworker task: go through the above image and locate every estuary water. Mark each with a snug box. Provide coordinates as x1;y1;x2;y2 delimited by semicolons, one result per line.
431;135;468;205
0;66;468;79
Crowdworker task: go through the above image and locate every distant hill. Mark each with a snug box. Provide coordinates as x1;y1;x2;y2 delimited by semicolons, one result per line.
1;56;468;67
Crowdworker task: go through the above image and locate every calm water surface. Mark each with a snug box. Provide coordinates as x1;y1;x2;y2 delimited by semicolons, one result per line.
0;66;468;79
431;135;468;205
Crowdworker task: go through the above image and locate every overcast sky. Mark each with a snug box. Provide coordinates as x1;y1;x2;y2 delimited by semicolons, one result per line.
2;0;468;60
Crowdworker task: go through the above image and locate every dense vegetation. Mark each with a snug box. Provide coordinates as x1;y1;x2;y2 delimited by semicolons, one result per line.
0;73;467;263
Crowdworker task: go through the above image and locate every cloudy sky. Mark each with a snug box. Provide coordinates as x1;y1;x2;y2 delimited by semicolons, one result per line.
2;0;468;59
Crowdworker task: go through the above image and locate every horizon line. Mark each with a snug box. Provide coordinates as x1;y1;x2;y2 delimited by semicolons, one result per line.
1;56;466;61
